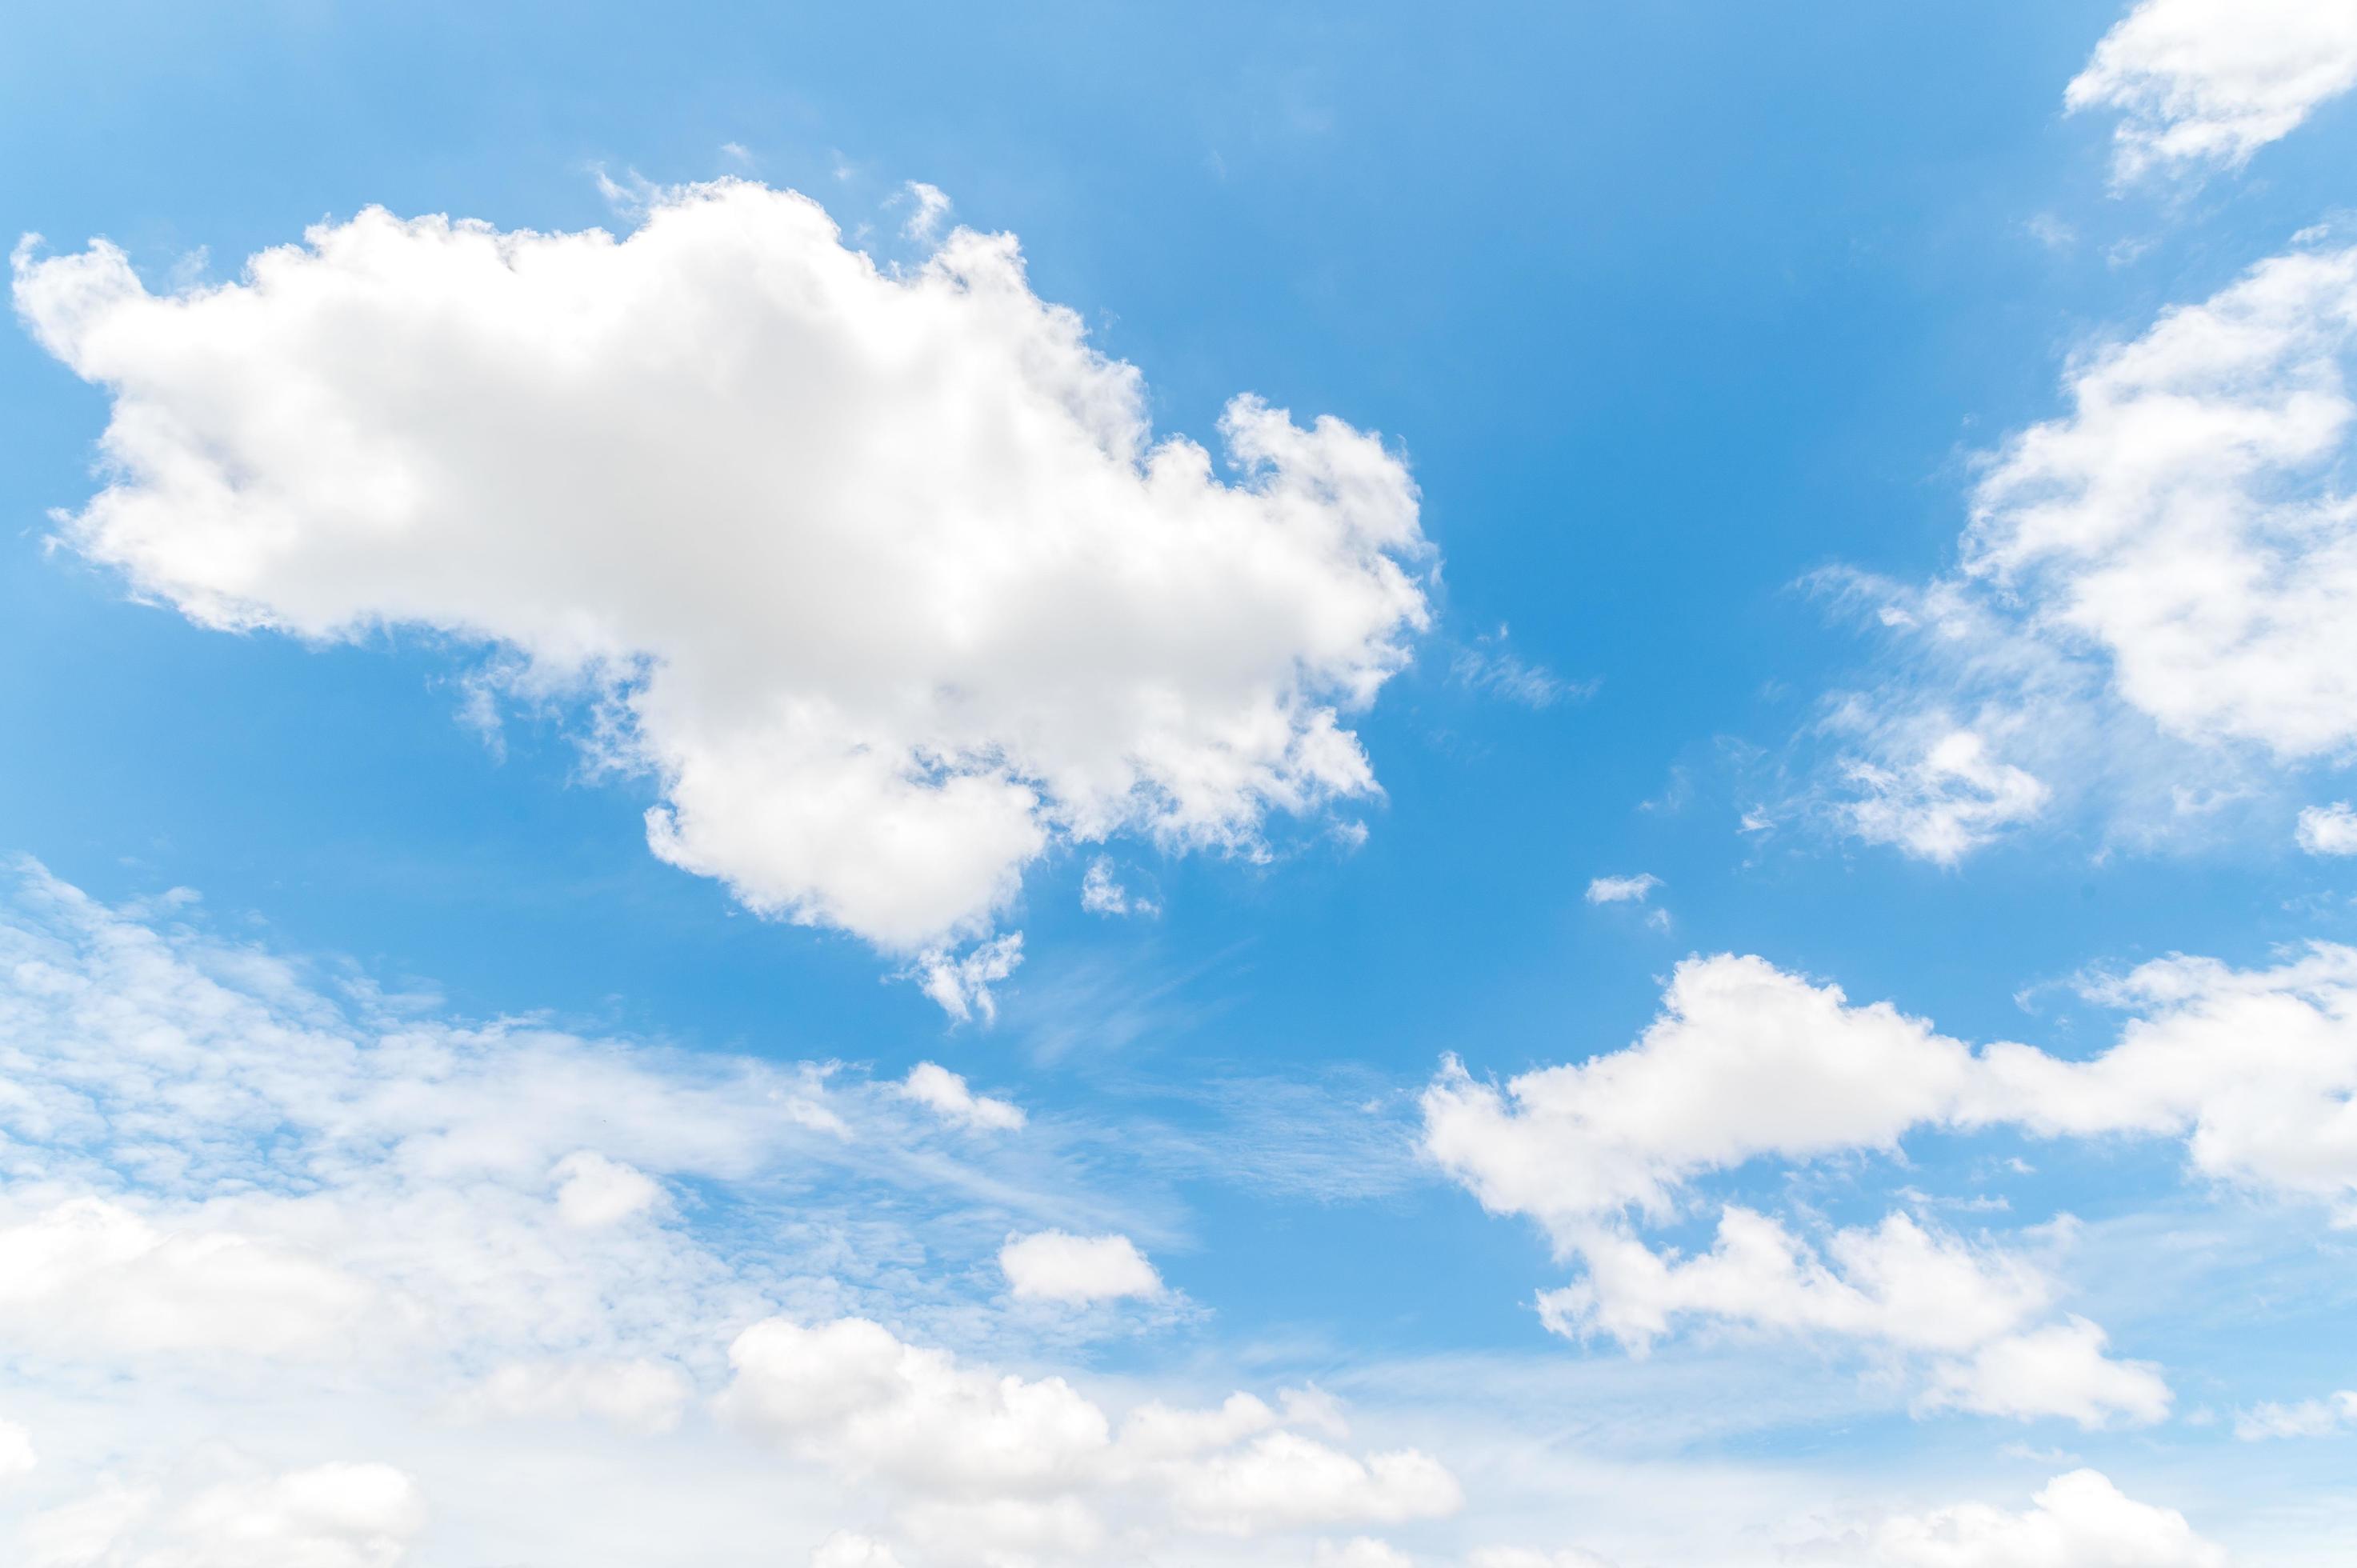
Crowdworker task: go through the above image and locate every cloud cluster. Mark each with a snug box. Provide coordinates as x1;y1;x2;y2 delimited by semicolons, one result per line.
1429;945;2357;1215
0;861;1493;1565
2234;1388;2357;1440
1426;942;2357;1422
1814;240;2357;862
14;179;1432;1006
718;1314;1460;1560
2298;802;2357;854
2068;0;2357;183
1539;1212;2167;1428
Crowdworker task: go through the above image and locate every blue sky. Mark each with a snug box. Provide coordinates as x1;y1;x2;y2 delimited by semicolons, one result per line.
4;2;2357;1564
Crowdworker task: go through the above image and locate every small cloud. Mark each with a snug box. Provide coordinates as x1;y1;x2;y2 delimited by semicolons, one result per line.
999;1230;1163;1304
902;181;952;243
2298;802;2357;856
1080;857;1158;918
1584;874;1661;906
1450;625;1594;710
590;164;660;217
897;1062;1025;1132
907;934;1024;1023
720;142;754;167
2106;234;2155;269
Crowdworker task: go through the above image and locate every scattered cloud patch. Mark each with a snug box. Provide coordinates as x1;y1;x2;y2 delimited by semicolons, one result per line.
2298;802;2357;854
1424;942;2357;1420
718;1314;1461;1556
1427;945;2357;1228
1840;728;2050;865
900;179;951;242
1807;240;2357;860
899;1062;1026;1132
1080;857;1157;918
1583;874;1660;906
2068;0;2357;184
1535;1210;2166;1429
999;1230;1164;1304
910;934;1026;1024
1791;1468;2227;1566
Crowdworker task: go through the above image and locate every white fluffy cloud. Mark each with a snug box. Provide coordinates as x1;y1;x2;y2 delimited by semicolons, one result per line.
1794;1469;2228;1567
1815;240;2357;860
718;1314;1460;1558
1427;944;2357;1228
1424;942;2357;1422
14;180;1431;1002
1839;729;2050;866
2298;802;2357;854
898;1062;1026;1132
998;1230;1164;1304
1535;1210;2167;1429
1963;244;2357;759
0;858;878;1387
2068;0;2357;183
1583;875;1659;906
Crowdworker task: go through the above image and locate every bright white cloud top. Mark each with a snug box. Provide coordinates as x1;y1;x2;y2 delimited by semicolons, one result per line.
13;179;1431;1010
2068;0;2357;183
999;1230;1165;1304
2299;802;2357;855
1819;238;2357;858
1426;942;2357;1424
